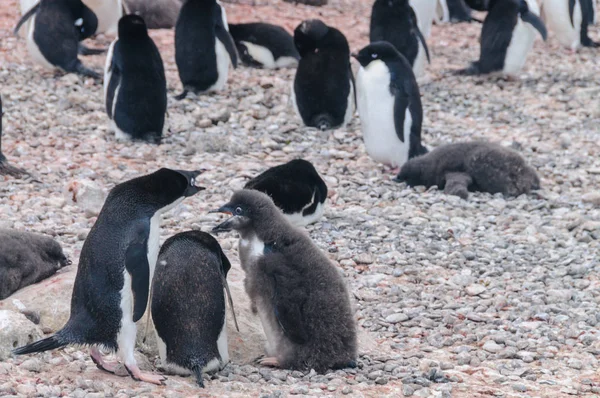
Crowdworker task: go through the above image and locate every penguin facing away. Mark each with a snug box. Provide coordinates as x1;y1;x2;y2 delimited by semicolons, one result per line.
353;42;428;170
0;97;31;178
174;0;238;99
212;190;357;373
435;0;484;23
292;19;355;131
394;141;540;199
457;0;547;76
541;0;599;49
229;22;300;69
244;159;328;227
124;0;183;29
13;168;205;385
104;15;167;144
152;231;237;387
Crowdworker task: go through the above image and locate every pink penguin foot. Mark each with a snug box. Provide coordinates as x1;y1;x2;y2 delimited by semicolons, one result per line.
90;348;127;376
125;363;167;385
258;357;281;368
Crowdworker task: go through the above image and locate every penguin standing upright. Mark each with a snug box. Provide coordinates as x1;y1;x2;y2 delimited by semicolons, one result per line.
541;0;599;49
212;190;357;372
104;15;167;144
458;0;547;76
229;22;300;69
354;42;428;170
409;0;437;77
13;168;205;385
292;19;355;131
435;0;483;23
0;97;30;178
370;0;431;76
152;231;236;387
175;0;238;99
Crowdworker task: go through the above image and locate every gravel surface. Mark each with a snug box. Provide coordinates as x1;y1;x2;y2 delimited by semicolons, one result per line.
1;0;600;396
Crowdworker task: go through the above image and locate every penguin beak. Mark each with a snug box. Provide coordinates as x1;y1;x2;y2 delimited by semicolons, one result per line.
208;205;234;215
211;205;240;233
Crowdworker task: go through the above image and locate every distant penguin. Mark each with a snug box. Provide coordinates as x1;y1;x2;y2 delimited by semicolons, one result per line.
370;0;431;76
410;0;438;37
244;159;328;226
541;0;599;49
292;19;355;131
212;190;357;372
435;0;483;23
104;15;167;144
152;231;237;387
457;0;547;76
394;141;540;199
229;22;300;69
354;42;428;170
13;0;101;78
175;0;238;99
123;0;183;29
13;168;205;385
0;97;31;178
0;229;70;300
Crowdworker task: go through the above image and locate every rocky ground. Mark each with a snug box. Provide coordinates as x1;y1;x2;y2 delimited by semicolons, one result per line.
1;0;600;397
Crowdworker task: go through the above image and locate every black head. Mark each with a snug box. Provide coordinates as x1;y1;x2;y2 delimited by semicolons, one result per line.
118;14;148;38
393;160;422;186
464;0;491;11
352;41;402;67
294;19;329;55
211;190;277;233
380;0;409;8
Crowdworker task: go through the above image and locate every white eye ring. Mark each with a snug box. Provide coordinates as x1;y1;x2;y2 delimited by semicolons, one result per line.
190;177;195;186
235;207;243;215
74;18;83;27
371;53;377;58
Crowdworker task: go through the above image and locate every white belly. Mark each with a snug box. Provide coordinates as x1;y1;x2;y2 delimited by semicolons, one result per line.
274;56;299;68
503;19;536;75
412;42;427;77
18;0;37;37
104;39;117;109
434;0;450;23
242;41;276;69
285;198;325;227
343;79;355;127
239;234;265;265
542;0;582;49
409;0;436;37
357;62;411;168
26;17;54;69
208;40;230;92
82;0;122;35
257;301;280;357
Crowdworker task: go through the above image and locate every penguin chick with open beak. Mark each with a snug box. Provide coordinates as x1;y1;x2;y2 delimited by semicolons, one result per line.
211;189;357;372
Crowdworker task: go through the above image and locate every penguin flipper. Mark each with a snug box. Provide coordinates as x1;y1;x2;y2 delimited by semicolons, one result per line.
78;44;106;56
415;28;431;64
216;27;239;69
520;11;548;41
125;219;151;323
13;2;40;37
568;0;576;27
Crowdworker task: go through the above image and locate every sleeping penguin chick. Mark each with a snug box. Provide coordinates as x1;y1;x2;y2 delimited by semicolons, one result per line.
394;141;540;199
244;159;328;227
212;190;357;373
152;231;236;387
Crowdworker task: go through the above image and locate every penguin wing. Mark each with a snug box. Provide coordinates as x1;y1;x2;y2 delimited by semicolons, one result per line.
569;0;576;26
13;1;40;37
214;7;238;68
105;43;121;119
520;10;548;40
125;219;151;323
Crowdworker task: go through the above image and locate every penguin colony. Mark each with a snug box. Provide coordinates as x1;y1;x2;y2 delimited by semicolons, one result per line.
2;0;597;389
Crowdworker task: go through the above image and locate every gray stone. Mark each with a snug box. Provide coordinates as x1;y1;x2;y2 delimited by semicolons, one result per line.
385;313;409;323
0;310;43;361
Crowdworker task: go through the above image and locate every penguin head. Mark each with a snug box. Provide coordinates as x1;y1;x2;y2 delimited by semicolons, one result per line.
393;160;423;186
294;19;329;56
118;14;148;38
211;190;277;233
352;41;402;67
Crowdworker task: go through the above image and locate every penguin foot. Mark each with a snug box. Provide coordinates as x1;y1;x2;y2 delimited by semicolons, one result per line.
74;63;101;79
125;364;167;385
0;160;31;179
90;348;128;376
78;44;107;56
582;39;600;47
258;357;280;368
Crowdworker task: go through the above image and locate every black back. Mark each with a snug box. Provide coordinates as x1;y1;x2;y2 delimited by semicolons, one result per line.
448;0;476;21
293;19;353;130
229;22;299;64
579;0;598;46
152;231;231;370
106;15;167;144
476;0;519;73
244;159;328;216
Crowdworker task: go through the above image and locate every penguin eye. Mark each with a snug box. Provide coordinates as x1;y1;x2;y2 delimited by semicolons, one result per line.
371;53;378;59
190;177;195;187
74;18;83;27
235;207;243;215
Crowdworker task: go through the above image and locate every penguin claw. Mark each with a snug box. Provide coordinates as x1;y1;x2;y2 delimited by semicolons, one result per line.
258;357;280;367
125;365;167;385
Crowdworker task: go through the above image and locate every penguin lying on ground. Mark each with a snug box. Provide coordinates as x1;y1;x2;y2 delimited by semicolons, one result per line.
104;15;167;144
457;0;547;76
353;42;428;171
124;0;182;29
394;142;540;199
152;231;238;387
14;168;205;385
0;229;70;300
292;19;355;131
0;97;31;178
212;190;357;372
229;22;300;69
244;159;328;227
175;0;238;99
541;0;599;49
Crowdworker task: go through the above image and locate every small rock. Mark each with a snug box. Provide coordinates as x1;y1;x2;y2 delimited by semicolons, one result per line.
483;340;504;353
289;385;309;395
0;310;43;361
385;313;409;323
354;253;374;264
465;284;487;296
402;384;415;396
463;251;476;260
582;192;600;205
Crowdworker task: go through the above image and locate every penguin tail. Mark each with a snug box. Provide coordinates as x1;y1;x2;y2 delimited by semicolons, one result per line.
312;114;333;131
13;332;69;355
174;90;189;101
191;364;205;388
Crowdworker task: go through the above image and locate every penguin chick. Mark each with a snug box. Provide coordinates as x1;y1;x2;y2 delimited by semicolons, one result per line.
0;97;31;178
394;141;540;199
0;229;70;300
244;159;328;227
152;231;236;387
212;190;357;373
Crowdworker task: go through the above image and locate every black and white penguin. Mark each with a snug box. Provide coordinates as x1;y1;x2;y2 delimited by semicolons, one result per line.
244;159;328;227
394;141;540;199
457;0;547;76
370;0;431;76
542;0;598;49
292;19;355;131
353;42;428;170
123;0;182;29
435;0;484;23
152;231;236;387
229;22;300;69
174;0;238;99
104;15;167;144
13;168;205;385
0;97;30;178
212;190;357;372
13;0;101;78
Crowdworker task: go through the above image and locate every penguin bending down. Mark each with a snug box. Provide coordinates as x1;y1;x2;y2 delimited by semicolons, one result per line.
13;0;101;78
244;159;328;227
457;0;547;76
175;0;238;99
370;0;431;75
229;22;300;69
292;19;355;131
0;97;31;178
353;42;428;170
394;141;540;199
212;190;357;373
104;15;167;144
541;0;599;49
152;231;237;387
13;168;205;385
